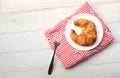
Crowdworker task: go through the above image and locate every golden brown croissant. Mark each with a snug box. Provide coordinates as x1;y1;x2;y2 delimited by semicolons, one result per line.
70;19;97;46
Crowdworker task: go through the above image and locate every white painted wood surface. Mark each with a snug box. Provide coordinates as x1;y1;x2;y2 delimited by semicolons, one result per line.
0;0;120;78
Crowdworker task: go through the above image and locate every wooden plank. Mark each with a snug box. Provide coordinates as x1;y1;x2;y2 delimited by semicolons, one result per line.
0;50;52;72
0;2;119;34
108;22;120;42
0;50;120;77
0;30;48;53
0;7;76;34
0;0;119;14
0;63;120;78
0;64;120;78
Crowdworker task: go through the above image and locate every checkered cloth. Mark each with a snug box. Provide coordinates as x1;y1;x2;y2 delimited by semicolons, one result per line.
44;2;114;68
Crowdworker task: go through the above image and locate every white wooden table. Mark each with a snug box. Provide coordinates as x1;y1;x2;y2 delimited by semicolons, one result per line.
0;0;120;78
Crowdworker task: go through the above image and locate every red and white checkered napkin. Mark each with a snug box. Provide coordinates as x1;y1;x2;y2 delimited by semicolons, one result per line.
44;2;115;69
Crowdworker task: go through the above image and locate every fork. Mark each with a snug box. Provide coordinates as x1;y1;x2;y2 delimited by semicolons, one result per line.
48;33;62;75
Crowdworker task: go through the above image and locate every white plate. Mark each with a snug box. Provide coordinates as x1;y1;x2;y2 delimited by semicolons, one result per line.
65;13;103;50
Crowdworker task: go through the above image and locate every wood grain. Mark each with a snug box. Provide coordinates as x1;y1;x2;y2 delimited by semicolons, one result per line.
0;0;120;78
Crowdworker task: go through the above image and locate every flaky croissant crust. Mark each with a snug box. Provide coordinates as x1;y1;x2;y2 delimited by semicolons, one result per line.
70;19;97;46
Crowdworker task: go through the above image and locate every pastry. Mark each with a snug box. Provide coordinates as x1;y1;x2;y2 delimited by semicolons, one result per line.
70;19;97;46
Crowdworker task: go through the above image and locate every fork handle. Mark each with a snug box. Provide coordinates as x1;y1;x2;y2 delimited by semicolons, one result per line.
48;47;57;75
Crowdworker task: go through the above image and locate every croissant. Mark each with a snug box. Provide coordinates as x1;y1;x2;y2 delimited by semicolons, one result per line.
70;19;97;46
